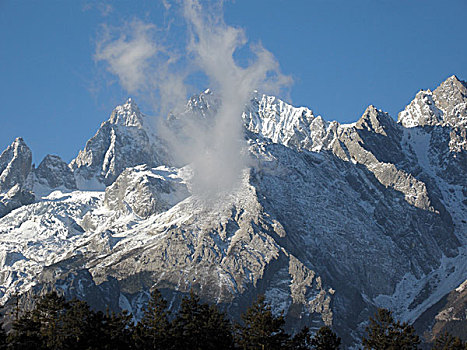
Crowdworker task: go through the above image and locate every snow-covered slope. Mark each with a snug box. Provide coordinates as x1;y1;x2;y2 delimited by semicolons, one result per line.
0;76;465;346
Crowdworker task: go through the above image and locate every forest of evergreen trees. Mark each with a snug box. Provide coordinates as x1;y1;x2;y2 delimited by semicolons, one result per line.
0;290;464;350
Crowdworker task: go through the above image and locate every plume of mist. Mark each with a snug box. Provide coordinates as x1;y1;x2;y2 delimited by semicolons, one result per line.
95;19;189;117
178;0;292;196
95;0;292;198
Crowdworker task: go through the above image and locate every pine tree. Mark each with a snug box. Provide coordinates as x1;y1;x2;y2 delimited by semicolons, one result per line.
362;308;420;350
7;292;68;349
0;322;6;350
32;291;68;349
8;310;44;350
432;331;466;350
134;289;171;350
101;309;134;350
200;303;234;350
287;326;313;350
310;326;341;350
236;295;290;350
172;290;234;350
8;292;110;350
59;298;101;349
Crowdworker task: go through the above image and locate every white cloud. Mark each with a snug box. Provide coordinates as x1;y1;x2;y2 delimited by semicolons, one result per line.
82;2;113;17
178;0;292;196
95;20;158;94
94;0;292;198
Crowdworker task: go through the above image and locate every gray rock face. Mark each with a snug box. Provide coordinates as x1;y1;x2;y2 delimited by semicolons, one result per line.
0;184;35;218
433;75;467;128
0;138;32;193
398;75;467;187
414;279;467;343
103;165;189;218
0;138;34;217
34;154;77;190
0;76;465;347
70;99;167;188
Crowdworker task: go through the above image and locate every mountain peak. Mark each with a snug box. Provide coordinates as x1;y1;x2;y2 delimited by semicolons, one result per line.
441;74;463;85
109;98;143;127
12;137;27;147
35;154;76;191
5;137;31;160
0;137;32;193
434;74;467;100
356;105;394;135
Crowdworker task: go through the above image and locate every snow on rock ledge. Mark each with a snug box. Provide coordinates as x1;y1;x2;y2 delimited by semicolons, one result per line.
103;165;190;218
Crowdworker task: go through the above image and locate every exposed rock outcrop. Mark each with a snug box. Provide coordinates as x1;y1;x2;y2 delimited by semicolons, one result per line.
0;76;465;347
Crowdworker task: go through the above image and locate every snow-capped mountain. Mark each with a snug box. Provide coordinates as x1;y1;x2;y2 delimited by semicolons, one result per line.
0;75;465;345
70;98;168;189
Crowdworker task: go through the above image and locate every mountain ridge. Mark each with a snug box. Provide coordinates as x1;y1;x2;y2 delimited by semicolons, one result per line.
0;75;465;346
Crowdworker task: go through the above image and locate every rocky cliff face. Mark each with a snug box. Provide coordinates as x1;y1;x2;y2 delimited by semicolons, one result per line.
414;279;467;342
0;138;34;217
0;76;465;346
34;154;77;191
70;98;167;189
0;138;32;193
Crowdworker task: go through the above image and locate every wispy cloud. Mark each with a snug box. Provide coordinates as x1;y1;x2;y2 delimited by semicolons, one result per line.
179;0;292;195
95;17;188;117
82;1;113;17
95;20;158;94
94;0;292;197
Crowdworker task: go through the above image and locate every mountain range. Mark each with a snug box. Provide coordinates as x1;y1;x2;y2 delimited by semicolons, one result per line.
0;75;465;346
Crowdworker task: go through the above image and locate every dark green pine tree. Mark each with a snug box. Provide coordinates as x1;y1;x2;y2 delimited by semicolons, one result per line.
101;309;134;350
134;289;171;350
8;310;43;350
287;326;313;350
200;303;234;350
362;308;420;350
59;298;103;349
172;290;234;350
236;294;290;350
0;316;7;350
30;291;68;349
310;326;341;350
432;331;466;350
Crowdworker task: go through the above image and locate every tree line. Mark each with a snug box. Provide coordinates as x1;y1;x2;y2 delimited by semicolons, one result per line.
0;290;464;349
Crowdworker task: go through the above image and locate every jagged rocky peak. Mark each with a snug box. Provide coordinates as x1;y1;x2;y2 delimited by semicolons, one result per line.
0;138;35;217
179;89;220;123
109;97;144;127
187;88;218;111
356;105;397;136
34;154;76;190
398;75;467;128
433;75;467;107
398;89;443;128
70;98;165;189
433;75;467;127
0;137;32;193
243;93;329;151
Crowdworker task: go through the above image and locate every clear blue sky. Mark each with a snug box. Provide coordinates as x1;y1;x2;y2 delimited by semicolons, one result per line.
1;0;466;164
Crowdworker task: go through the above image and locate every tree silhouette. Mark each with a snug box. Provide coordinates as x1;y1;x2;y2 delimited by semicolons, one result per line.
236;295;290;350
134;289;171;350
101;309;134;350
172;290;233;350
310;326;341;350
362;308;420;350
288;326;312;350
432;331;466;350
